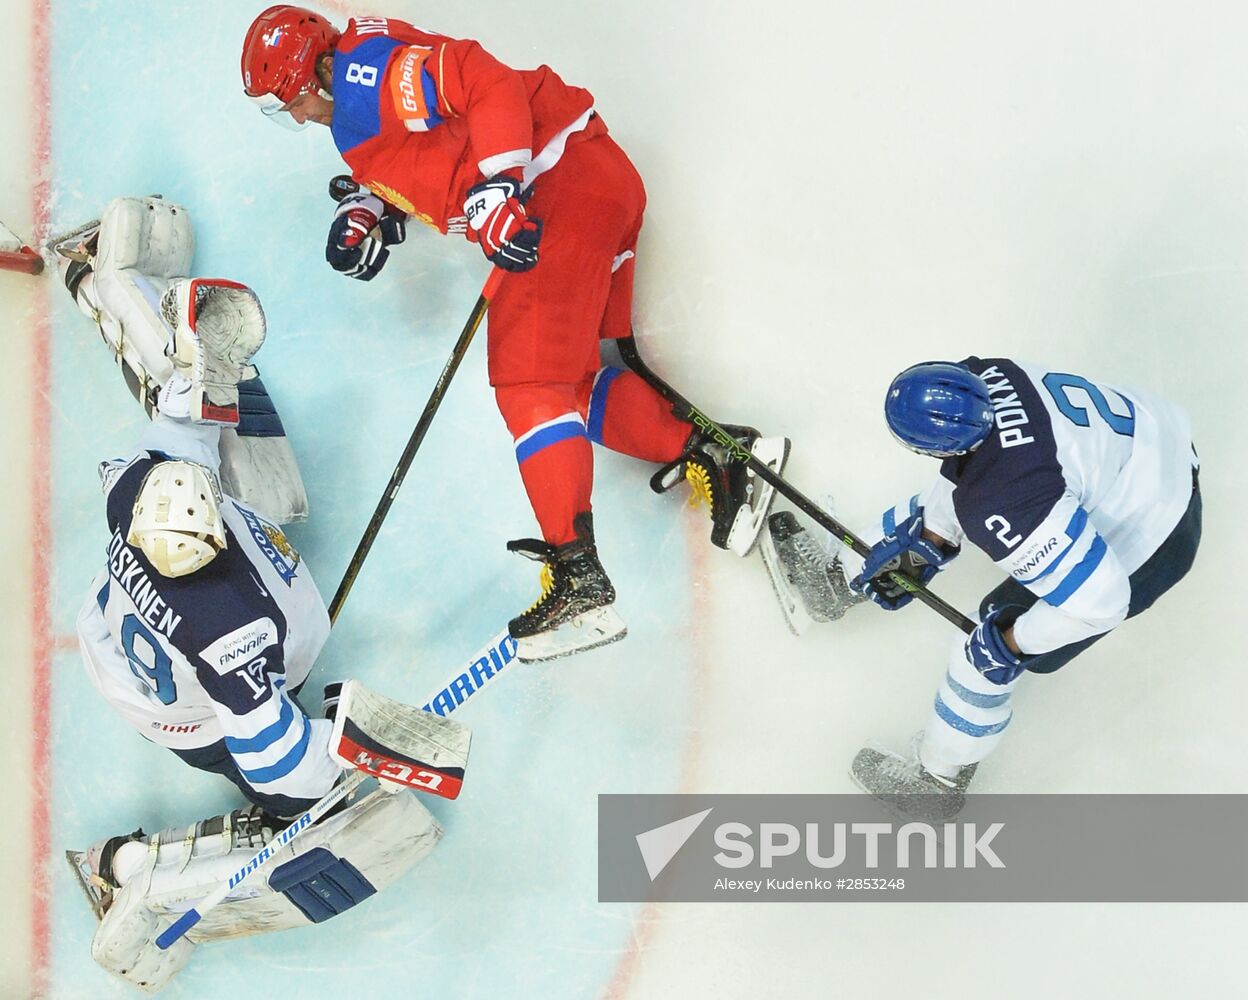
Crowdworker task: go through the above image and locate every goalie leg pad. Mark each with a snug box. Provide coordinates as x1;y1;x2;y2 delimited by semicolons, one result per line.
217;375;310;523
95;196;195;277
81;197;195;417
91;873;195;994
84;790;440;989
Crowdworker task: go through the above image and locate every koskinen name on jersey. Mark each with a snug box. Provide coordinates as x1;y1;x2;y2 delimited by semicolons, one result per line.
107;529;183;639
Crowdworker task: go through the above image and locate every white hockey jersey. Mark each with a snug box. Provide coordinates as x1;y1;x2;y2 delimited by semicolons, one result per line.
911;357;1196;654
83;418;339;805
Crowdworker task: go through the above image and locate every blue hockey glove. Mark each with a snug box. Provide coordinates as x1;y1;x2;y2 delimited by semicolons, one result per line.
849;511;958;610
965;606;1032;685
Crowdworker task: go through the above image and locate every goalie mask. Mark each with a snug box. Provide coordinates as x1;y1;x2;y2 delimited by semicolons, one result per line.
127;461;227;578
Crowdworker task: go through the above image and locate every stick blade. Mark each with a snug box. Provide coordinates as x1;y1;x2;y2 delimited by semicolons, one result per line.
331;680;472;799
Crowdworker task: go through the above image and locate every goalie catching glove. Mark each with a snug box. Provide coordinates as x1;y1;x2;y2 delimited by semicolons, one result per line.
463;170;543;272
161;278;266;426
325;189;407;281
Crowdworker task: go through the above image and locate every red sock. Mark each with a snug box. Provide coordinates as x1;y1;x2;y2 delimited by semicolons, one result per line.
495;383;594;546
581;367;692;463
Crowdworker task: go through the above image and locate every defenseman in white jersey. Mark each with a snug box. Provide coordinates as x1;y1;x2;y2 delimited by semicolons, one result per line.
843;358;1201;816
59;197;445;993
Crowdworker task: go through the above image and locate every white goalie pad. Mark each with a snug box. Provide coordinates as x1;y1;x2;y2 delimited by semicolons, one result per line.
331;680;473;800
67;196;309;523
77;788;440;992
84;196;194;412
219;425;309;523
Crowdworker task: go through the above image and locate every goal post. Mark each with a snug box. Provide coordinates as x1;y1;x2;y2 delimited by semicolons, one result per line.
0;220;44;274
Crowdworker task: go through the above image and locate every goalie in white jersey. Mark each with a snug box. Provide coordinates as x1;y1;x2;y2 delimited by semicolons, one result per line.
845;357;1201;815
60;196;447;993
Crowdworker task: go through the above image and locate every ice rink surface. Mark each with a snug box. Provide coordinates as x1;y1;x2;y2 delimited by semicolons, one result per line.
2;1;1247;997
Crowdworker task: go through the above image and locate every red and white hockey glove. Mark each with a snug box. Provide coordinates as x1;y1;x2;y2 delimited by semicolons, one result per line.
463;172;543;272
325;192;407;282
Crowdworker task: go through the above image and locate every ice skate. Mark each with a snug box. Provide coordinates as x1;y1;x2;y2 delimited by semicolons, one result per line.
507;512;627;662
49;219;101;301
66;806;279;922
760;510;867;634
850;739;976;823
66;828;146;922
652;423;791;556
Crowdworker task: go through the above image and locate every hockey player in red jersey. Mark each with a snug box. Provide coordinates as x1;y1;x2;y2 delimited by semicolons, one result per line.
240;6;788;661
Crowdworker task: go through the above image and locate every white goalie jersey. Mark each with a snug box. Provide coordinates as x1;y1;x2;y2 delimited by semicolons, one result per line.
905;356;1196;654
78;417;340;805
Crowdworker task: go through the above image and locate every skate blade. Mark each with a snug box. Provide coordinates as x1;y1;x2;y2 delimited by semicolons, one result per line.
727;436;791;557
45;218;101;261
757;515;814;636
65;849;110;922
515;606;628;663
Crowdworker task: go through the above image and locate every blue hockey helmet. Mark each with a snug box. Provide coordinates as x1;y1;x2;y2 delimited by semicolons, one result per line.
884;362;994;457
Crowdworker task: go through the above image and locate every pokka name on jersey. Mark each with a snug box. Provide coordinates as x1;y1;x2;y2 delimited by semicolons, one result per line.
107;530;183;639
232;502;300;585
979;365;1037;450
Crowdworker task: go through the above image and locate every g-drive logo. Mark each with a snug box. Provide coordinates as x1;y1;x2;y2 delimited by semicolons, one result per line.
636;808;1005;881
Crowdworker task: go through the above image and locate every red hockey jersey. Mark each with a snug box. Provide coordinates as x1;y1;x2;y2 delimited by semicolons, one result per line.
330;16;604;234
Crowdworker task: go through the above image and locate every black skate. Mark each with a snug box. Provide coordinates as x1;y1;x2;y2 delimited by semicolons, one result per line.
507;512;627;662
850;741;977;823
759;510;867;635
651;424;790;556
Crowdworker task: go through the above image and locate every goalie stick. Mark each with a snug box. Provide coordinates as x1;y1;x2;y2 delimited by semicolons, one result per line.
156;627;508;951
615;335;977;634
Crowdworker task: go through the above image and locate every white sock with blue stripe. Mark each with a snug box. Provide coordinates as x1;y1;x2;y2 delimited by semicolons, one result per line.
920;633;1021;777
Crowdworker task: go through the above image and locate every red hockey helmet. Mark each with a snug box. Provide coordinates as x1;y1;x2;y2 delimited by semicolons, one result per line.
241;5;340;126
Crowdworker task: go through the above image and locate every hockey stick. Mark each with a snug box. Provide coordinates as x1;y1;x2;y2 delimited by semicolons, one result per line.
615;335;976;634
328;266;505;623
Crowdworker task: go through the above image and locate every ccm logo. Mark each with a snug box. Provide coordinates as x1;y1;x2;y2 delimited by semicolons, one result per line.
353;752;444;791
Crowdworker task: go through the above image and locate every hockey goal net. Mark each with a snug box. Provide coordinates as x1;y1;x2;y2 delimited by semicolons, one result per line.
0;219;43;274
